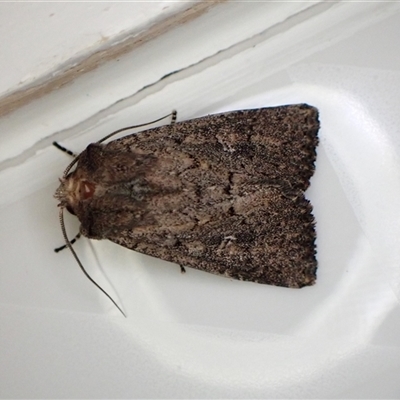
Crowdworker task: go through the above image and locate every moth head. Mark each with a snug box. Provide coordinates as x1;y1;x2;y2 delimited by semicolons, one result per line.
55;175;76;213
54;174;96;215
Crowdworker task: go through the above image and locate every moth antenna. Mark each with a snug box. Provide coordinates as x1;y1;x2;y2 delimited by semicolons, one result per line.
58;207;126;318
62;154;81;179
97;111;176;144
54;232;81;253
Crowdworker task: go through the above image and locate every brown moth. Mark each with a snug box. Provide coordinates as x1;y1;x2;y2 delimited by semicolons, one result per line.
55;104;319;313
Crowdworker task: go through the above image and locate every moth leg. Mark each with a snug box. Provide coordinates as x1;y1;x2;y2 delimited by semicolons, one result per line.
180;265;186;274
170;110;177;125
53;142;77;158
54;232;81;253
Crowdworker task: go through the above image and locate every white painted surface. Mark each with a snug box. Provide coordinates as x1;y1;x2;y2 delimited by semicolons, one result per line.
0;1;193;95
1;1;400;398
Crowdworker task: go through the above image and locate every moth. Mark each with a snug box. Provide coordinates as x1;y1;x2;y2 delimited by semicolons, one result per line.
55;104;319;314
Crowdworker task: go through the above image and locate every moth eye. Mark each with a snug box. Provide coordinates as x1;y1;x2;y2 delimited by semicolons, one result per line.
80;180;96;200
66;205;76;215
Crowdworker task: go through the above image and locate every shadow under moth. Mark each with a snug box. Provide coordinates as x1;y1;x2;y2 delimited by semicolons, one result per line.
55;104;319;315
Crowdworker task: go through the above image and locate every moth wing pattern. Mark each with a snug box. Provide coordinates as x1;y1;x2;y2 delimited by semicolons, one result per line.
110;187;316;288
64;104;319;288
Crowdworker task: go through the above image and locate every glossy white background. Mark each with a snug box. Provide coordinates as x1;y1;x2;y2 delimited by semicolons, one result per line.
1;2;400;398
